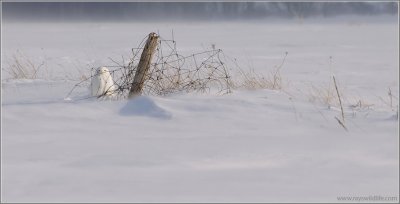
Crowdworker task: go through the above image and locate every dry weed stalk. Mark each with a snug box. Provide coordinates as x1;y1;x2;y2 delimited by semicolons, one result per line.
333;76;345;122
332;75;347;131
335;116;348;131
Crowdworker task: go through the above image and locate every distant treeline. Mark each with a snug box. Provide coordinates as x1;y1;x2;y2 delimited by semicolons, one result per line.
3;2;398;22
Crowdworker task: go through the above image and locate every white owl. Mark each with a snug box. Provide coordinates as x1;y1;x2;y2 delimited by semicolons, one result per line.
91;66;116;97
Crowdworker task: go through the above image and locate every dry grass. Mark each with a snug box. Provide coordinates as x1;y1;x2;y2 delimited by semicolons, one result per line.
308;83;338;107
4;50;44;79
231;52;287;91
232;67;283;90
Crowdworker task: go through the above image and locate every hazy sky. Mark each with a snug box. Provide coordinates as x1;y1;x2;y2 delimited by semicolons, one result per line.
2;2;398;22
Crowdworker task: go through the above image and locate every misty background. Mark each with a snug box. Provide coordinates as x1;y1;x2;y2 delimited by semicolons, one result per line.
3;2;398;22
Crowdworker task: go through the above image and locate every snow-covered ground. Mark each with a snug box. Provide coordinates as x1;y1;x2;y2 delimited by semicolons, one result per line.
1;16;399;202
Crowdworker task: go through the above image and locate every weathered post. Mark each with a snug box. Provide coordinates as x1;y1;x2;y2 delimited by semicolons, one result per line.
129;32;159;98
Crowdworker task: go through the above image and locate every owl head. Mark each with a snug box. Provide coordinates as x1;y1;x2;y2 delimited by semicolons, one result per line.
96;66;110;75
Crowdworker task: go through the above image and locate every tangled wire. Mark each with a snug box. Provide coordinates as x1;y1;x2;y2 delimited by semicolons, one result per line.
66;33;233;100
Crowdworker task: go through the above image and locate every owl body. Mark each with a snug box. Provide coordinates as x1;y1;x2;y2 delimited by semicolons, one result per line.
91;67;116;97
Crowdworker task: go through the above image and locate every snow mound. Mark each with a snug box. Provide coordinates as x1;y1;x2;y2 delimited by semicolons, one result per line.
119;96;172;119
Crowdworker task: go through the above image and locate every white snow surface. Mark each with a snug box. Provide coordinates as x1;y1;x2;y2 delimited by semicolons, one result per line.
1;16;399;202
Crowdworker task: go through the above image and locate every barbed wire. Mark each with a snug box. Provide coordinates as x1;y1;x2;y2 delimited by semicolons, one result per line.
67;33;233;100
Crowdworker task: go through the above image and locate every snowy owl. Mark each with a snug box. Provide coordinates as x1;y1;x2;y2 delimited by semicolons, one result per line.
91;66;116;97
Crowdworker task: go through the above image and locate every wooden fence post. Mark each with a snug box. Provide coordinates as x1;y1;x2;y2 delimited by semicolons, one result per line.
129;32;159;98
